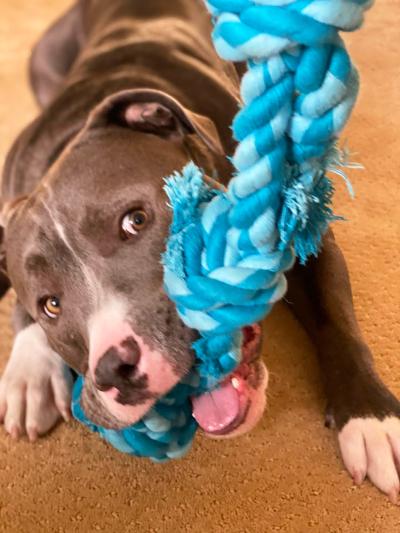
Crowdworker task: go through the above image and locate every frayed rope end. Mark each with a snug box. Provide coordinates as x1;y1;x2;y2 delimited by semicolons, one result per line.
278;144;361;264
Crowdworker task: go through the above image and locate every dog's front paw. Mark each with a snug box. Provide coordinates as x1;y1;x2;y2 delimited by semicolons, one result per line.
0;323;73;441
326;370;400;503
339;416;400;503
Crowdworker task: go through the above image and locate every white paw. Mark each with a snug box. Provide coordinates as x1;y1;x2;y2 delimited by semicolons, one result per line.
338;416;400;503
0;323;73;441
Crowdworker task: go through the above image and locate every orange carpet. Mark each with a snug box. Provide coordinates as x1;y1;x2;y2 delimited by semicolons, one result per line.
0;1;399;531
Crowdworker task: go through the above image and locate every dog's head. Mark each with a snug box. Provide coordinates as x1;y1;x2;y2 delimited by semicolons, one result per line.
2;89;266;433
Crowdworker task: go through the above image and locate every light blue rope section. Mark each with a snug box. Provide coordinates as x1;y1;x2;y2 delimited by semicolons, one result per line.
72;0;372;461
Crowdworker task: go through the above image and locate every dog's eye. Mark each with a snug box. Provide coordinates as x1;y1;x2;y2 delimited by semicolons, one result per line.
121;209;148;239
41;296;61;319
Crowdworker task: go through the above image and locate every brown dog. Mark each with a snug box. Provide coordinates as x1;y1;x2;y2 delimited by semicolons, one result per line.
1;0;399;502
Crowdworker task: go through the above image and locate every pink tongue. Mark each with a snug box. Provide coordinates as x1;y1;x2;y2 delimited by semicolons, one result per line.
192;380;240;433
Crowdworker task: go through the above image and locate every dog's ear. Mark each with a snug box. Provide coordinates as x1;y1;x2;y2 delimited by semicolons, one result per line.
83;89;225;155
0;196;27;299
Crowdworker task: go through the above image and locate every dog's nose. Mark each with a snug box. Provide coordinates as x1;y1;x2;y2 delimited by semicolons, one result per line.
94;336;140;392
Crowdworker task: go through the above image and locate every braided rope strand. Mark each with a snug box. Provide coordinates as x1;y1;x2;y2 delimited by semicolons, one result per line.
164;0;372;377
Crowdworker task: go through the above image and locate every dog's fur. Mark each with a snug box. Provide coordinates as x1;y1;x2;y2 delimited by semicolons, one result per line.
1;0;400;502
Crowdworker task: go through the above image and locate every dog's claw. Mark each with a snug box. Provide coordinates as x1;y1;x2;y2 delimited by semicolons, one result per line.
324;408;336;429
389;489;399;505
27;427;38;442
10;425;20;440
61;408;71;423
352;469;366;486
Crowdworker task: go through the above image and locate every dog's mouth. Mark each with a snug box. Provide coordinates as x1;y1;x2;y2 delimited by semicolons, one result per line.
83;323;266;434
192;323;267;437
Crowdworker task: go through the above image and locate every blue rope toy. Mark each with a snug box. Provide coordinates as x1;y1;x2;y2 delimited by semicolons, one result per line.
72;0;372;461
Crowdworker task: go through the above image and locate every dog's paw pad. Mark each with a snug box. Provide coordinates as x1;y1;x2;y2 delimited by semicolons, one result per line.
339;416;400;502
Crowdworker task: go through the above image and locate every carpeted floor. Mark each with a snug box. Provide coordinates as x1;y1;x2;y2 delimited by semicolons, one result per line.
0;1;399;532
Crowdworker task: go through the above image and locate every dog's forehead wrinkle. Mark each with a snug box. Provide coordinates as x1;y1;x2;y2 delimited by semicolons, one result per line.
52;128;189;192
38;197;104;306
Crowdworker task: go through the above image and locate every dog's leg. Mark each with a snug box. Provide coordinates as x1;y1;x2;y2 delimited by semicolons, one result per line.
286;228;400;502
29;3;84;108
0;303;73;441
